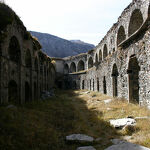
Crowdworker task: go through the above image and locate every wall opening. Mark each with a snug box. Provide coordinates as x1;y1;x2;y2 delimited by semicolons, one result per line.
8;80;18;103
77;60;85;71
128;57;140;103
82;80;84;89
25;81;30;102
34;82;37;100
128;9;143;36
64;64;69;74
97;78;99;91
8;36;21;64
99;50;102;62
117;26;126;45
103;76;107;94
25;49;32;68
70;62;76;73
90;79;91;90
88;57;93;69
93;79;94;91
95;54;98;64
34;57;38;71
103;44;108;59
112;64;119;97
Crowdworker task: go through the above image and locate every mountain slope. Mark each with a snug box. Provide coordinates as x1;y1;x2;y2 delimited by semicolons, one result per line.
30;31;95;58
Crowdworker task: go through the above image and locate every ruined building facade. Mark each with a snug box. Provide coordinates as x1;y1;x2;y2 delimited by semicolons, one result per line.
58;0;150;107
0;3;56;104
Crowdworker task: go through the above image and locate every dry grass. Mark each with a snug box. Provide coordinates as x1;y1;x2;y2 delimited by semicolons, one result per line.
0;89;150;149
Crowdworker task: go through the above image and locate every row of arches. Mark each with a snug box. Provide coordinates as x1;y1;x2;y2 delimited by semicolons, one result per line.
95;8;144;62
81;57;140;103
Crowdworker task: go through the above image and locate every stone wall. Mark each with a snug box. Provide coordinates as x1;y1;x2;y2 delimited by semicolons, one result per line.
0;3;56;104
62;0;150;107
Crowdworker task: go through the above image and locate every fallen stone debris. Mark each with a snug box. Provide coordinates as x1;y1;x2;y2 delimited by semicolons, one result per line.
109;118;136;129
66;134;94;143
104;139;150;150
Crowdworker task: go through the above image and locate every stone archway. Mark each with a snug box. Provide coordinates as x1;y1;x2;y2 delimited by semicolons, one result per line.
64;64;69;74
128;56;140;103
112;64;119;97
128;9;143;36
8;80;18;103
77;60;85;71
117;26;126;45
103;76;107;94
88;57;93;69
70;62;76;73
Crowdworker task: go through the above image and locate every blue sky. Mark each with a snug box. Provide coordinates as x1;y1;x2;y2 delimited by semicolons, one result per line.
5;0;132;45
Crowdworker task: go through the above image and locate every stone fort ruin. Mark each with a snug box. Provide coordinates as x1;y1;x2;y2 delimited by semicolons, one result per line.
0;0;150;107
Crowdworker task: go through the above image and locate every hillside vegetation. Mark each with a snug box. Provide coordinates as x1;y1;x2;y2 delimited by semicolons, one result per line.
0;90;150;150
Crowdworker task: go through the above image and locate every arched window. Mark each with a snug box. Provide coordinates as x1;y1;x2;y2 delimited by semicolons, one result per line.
8;36;21;64
77;60;85;71
117;26;126;45
128;9;143;36
103;44;108;59
99;50;102;62
25;49;32;68
88;57;93;69
70;62;76;73
64;64;69;74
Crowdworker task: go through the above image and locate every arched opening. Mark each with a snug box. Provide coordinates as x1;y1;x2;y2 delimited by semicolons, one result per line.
25;81;30;102
128;57;140;103
103;76;107;94
25;49;32;68
34;57;38;71
8;36;21;64
88;57;93;69
8;80;18;103
103;44;108;59
77;60;85;71
117;26;126;45
64;64;69;74
128;9;143;36
73;81;77;89
82;80;85;89
34;82;37;100
99;50;102;62
112;64;119;97
50;65;56;87
90;79;91;90
93;79;94;91
95;54;98;64
70;62;76;73
97;78;99;91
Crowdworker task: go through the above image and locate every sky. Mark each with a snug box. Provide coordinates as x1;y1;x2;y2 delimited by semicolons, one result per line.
4;0;132;45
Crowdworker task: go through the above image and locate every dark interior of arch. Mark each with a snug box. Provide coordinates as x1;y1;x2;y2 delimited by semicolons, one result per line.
70;62;76;73
25;49;32;68
117;26;126;45
128;57;140;103
64;64;69;74
78;60;85;71
88;57;93;69
128;9;143;36
103;44;108;59
95;54;98;64
97;78;99;91
34;58;38;71
99;50;102;62
8;36;21;64
112;64;119;97
103;76;107;94
25;81;30;102
8;80;18;103
82;80;84;89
